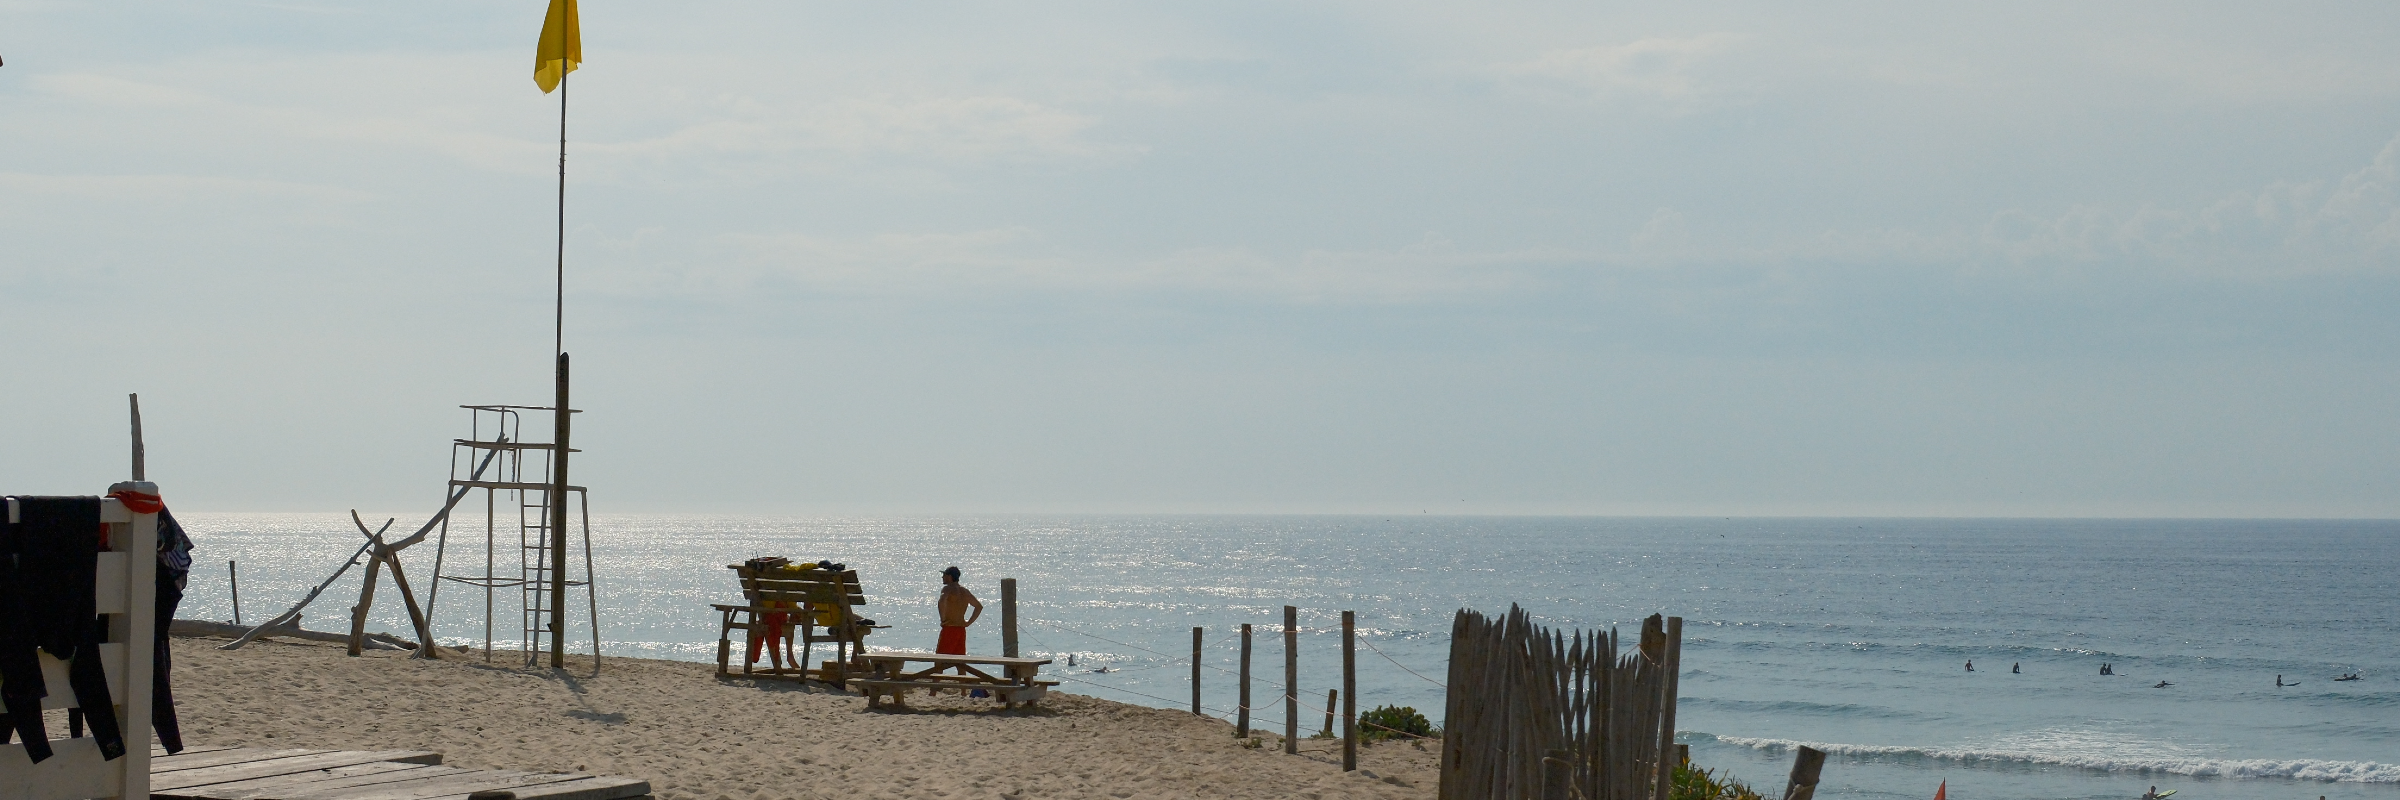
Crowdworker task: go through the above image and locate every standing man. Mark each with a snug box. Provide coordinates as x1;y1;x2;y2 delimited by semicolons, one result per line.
937;566;983;655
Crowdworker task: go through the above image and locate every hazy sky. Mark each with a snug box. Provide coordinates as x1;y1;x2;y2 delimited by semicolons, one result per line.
7;2;2400;516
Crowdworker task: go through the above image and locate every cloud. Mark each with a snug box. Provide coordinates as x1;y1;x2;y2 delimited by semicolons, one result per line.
1969;133;2400;274
1491;33;1752;109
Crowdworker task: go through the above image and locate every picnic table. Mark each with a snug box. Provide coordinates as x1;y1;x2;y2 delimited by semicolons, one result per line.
850;652;1057;709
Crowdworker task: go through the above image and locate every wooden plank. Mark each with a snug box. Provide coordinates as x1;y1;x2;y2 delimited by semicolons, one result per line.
152;745;243;758
94;552;129;614
154;750;446;790
156;763;463;800
20;643;127;711
151;748;333;772
481;775;652;800
275;769;590;800
0;736;121;800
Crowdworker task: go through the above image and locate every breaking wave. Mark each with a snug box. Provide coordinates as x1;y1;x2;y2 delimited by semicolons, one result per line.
1693;733;2400;783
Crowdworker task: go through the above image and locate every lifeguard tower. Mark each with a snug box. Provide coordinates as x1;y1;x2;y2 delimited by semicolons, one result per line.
423;404;600;669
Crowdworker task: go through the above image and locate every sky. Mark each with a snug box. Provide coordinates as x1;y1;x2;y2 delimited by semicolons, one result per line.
5;2;2400;516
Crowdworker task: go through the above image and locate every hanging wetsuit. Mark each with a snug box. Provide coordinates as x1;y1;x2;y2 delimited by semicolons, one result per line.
150;506;193;753
0;497;50;759
0;497;125;761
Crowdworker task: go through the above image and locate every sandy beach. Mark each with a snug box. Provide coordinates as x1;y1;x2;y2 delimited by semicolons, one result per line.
167;633;1441;800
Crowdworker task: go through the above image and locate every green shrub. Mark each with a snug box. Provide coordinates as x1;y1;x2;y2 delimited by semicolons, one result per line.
1671;760;1767;800
1357;705;1436;743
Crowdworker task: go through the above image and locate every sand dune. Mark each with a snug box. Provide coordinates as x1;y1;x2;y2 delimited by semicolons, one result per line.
167;635;1440;800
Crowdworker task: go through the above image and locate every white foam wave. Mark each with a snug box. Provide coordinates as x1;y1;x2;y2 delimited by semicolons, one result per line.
1701;734;2400;783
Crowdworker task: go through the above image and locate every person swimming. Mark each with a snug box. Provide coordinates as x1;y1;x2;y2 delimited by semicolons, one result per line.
2154;680;2173;688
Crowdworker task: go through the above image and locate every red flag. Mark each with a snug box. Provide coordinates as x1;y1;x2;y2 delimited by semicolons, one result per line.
1933;780;1947;800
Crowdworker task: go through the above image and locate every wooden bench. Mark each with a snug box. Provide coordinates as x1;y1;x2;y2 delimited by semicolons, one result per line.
852;652;1056;710
712;563;885;684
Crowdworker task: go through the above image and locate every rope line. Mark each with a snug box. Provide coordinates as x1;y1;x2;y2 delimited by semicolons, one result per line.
1358;635;1448;689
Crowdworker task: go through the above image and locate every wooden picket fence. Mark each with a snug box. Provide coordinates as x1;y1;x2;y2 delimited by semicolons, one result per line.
1439;606;1684;800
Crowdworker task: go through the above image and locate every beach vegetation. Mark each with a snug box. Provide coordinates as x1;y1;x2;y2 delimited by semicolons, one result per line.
1672;761;1767;800
1357;704;1437;742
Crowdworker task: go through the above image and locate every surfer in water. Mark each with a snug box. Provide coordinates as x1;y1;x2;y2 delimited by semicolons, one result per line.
1965;660;1974;672
2153;680;2173;688
2279;674;2298;687
2012;662;2020;674
2335;672;2362;681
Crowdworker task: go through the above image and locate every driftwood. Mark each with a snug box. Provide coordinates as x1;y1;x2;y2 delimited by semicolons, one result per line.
173;619;416;650
221;438;506;652
348;511;440;659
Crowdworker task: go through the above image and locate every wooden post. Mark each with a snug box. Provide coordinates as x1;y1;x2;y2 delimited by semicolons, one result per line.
229;560;242;625
1192;626;1204;715
1284;605;1298;754
1237;623;1252;737
1321;689;1337;737
548;353;571;669
1654;616;1684;800
1001;578;1019;658
1780;745;1826;800
129;393;145;480
1543;748;1573;800
1342;609;1357;771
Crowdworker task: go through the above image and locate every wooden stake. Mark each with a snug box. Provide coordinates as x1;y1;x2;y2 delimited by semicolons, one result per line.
1343;609;1357;772
128;393;145;481
1654;616;1684;800
1284;605;1298;755
1237;623;1252;738
229;560;241;625
1192;627;1204;715
1001;578;1018;658
1321;689;1337;737
1543;748;1573;800
1781;745;1826;800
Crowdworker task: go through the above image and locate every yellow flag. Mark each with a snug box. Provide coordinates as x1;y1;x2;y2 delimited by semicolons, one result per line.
534;0;581;93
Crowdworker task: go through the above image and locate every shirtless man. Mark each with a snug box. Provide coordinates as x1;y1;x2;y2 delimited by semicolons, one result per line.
936;566;984;656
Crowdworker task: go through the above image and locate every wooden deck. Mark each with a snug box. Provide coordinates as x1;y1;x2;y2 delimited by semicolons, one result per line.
147;746;650;800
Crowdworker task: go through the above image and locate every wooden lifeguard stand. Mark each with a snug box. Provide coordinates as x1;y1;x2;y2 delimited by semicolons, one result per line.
422;405;600;669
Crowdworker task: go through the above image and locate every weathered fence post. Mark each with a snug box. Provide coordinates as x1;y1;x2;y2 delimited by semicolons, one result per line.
1237;623;1253;737
229;560;242;625
1342;609;1357;772
1285;605;1299;754
1192;626;1204;715
1321;689;1337;737
1781;745;1827;800
1000;578;1018;658
1542;749;1573;800
1654;616;1684;800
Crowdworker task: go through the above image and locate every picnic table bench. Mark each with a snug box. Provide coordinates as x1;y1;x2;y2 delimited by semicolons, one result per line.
712;561;885;683
851;652;1057;709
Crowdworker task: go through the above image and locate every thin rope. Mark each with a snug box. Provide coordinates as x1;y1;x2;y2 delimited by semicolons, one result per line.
1358;635;1448;689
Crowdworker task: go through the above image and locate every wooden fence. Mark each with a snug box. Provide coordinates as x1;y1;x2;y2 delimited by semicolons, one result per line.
1439;606;1684;800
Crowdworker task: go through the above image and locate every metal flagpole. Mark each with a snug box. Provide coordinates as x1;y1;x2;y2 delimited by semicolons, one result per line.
548;67;573;670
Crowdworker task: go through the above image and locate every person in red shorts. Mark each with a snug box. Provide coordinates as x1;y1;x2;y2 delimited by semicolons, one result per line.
936;565;983;655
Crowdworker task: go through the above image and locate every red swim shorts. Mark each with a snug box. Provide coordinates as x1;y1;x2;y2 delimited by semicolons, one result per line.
937;625;968;655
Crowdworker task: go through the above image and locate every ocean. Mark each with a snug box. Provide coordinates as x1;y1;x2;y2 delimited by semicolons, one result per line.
174;514;2398;800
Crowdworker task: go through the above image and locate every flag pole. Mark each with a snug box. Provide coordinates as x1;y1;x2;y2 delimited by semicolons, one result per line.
548;65;573;670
